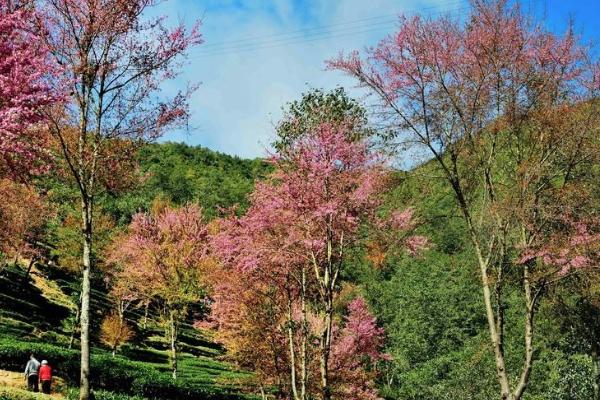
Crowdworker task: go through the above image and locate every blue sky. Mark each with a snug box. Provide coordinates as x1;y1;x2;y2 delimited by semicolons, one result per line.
153;0;600;159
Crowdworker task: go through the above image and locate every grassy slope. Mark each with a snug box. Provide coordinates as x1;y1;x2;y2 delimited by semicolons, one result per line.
0;256;254;399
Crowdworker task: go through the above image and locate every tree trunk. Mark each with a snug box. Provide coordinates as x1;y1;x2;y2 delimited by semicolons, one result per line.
142;302;149;329
0;255;6;274
317;215;336;400
512;263;536;400
259;386;267;400
69;292;82;350
319;294;333;400
286;293;299;400
169;311;178;380
79;200;93;400
593;343;599;400
22;258;36;286
458;197;512;400
300;266;307;400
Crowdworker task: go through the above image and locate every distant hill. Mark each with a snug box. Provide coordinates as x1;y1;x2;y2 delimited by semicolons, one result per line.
138;142;271;217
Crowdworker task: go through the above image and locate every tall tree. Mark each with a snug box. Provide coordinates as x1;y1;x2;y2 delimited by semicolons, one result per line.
213;122;423;399
270;123;383;400
39;1;201;397
274;87;373;153
330;1;600;398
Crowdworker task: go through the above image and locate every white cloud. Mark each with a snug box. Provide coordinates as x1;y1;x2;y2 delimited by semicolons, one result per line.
154;0;465;158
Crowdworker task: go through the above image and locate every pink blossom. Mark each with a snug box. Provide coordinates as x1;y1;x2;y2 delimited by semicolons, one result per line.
330;296;387;400
405;235;429;256
0;2;63;178
390;208;416;230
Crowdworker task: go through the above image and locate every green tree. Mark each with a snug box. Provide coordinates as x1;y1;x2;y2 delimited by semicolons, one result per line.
274;87;374;152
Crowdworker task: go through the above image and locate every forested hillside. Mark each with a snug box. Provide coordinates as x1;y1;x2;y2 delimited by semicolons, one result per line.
102;142;271;223
356;163;600;399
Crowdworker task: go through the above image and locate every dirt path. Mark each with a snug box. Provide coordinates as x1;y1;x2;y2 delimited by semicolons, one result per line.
0;369;64;399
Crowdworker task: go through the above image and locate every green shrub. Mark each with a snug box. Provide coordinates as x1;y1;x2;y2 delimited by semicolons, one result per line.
131;372;248;399
0;387;54;400
66;389;146;400
0;337;80;380
0;337;250;400
543;353;594;400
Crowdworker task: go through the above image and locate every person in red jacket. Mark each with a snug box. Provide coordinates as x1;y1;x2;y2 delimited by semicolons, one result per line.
39;360;52;394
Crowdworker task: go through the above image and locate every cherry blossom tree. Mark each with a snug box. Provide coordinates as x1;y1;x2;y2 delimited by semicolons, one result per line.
38;1;202;397
204;255;388;400
330;1;600;398
201;255;291;398
210;122;423;400
211;204;310;399
108;203;210;380
0;1;60;179
330;297;388;400
212;122;385;399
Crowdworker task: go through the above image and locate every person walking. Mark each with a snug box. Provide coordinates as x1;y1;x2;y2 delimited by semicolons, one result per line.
24;354;40;392
39;360;52;394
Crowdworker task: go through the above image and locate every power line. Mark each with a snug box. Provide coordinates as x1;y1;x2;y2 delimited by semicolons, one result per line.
200;13;402;49
198;19;398;54
199;0;463;50
193;2;465;55
189;2;468;59
193;25;396;58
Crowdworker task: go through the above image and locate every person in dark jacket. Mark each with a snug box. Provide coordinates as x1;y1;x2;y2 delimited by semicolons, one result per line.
24;354;40;392
39;360;52;394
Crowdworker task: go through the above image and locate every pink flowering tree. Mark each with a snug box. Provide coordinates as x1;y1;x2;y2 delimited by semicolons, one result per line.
330;297;388;400
38;1;202;396
202;247;295;397
108;203;210;380
210;122;423;400
270;123;384;400
205;254;389;400
330;1;600;398
519;217;600;277
0;1;61;179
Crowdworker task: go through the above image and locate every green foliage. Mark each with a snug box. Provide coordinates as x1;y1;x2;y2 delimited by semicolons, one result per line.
0;387;55;400
0;338;250;400
274;87;374;151
528;352;595;400
65;389;147;400
352;165;600;399
107;142;271;221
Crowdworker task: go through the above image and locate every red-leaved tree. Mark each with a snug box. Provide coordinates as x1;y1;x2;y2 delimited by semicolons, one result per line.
0;178;49;267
